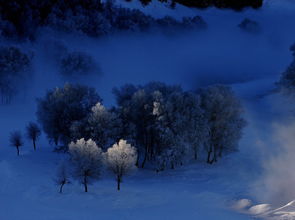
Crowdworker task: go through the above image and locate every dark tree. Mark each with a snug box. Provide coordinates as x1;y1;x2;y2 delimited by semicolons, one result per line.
36;83;101;148
54;162;70;193
200;85;246;164
9;131;24;156
26;122;41;151
278;43;295;95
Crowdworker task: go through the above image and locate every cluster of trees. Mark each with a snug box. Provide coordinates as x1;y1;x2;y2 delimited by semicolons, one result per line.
278;43;295;95
37;82;246;172
9;122;41;155
238;18;261;34
137;0;263;10
55;138;137;192
59;51;99;77
0;46;32;104
0;0;207;40
43;41;101;78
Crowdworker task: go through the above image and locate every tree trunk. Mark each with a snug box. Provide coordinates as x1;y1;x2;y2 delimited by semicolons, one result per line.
218;147;223;158
213;150;218;163
33;140;36;151
171;162;175;169
141;131;148;168
194;148;198;160
207;149;212;164
54;137;58;146
141;148;147;168
135;157;139;167
59;183;64;193
117;176;121;191
16;146;20;156
83;176;88;192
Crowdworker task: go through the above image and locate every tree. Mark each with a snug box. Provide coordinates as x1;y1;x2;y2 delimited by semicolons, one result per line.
54;162;70;193
278;43;295;96
200;85;246;164
70;102;121;150
36;83;101;148
59;51;99;77
238;18;261;34
9;131;24;156
26;122;41;151
68;138;103;192
87;103;120;150
0;46;31;104
152;91;207;168
113;82;182;168
105;139;137;191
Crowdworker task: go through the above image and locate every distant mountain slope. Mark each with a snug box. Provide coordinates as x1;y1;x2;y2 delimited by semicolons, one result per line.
125;0;263;10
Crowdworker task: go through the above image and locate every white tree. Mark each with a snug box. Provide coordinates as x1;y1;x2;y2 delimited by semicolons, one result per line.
105;140;137;191
68;138;103;192
87;102;119;150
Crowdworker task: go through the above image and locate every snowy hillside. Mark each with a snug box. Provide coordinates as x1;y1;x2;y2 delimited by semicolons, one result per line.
1;0;295;219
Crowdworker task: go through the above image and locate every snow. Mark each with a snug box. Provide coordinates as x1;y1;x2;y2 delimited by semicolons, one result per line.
1;0;295;219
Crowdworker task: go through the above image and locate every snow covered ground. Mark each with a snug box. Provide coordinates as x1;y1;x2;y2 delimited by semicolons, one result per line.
1;0;295;219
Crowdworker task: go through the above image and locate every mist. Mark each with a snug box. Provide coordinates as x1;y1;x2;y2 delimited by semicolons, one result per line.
18;5;295;106
1;0;295;213
254;121;295;206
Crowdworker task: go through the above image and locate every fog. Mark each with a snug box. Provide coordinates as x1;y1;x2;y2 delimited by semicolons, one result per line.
13;0;294;107
1;0;295;209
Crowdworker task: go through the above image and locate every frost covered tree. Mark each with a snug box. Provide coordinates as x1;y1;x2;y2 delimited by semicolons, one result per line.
69;138;103;192
36;83;101;148
87;103;119;149
153;91;207;169
113;82;182;168
200;85;246;164
9;131;24;156
54;162;70;193
26;122;41;151
70;102;120;150
113;82;210;169
105;139;137;190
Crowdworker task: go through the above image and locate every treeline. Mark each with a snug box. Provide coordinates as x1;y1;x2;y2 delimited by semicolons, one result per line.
0;44;102;104
0;0;206;40
36;82;246;171
138;0;263;10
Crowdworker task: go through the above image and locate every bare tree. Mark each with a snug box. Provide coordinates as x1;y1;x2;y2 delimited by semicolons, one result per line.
26;122;41;151
54;162;70;193
105;140;137;191
9;131;24;156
